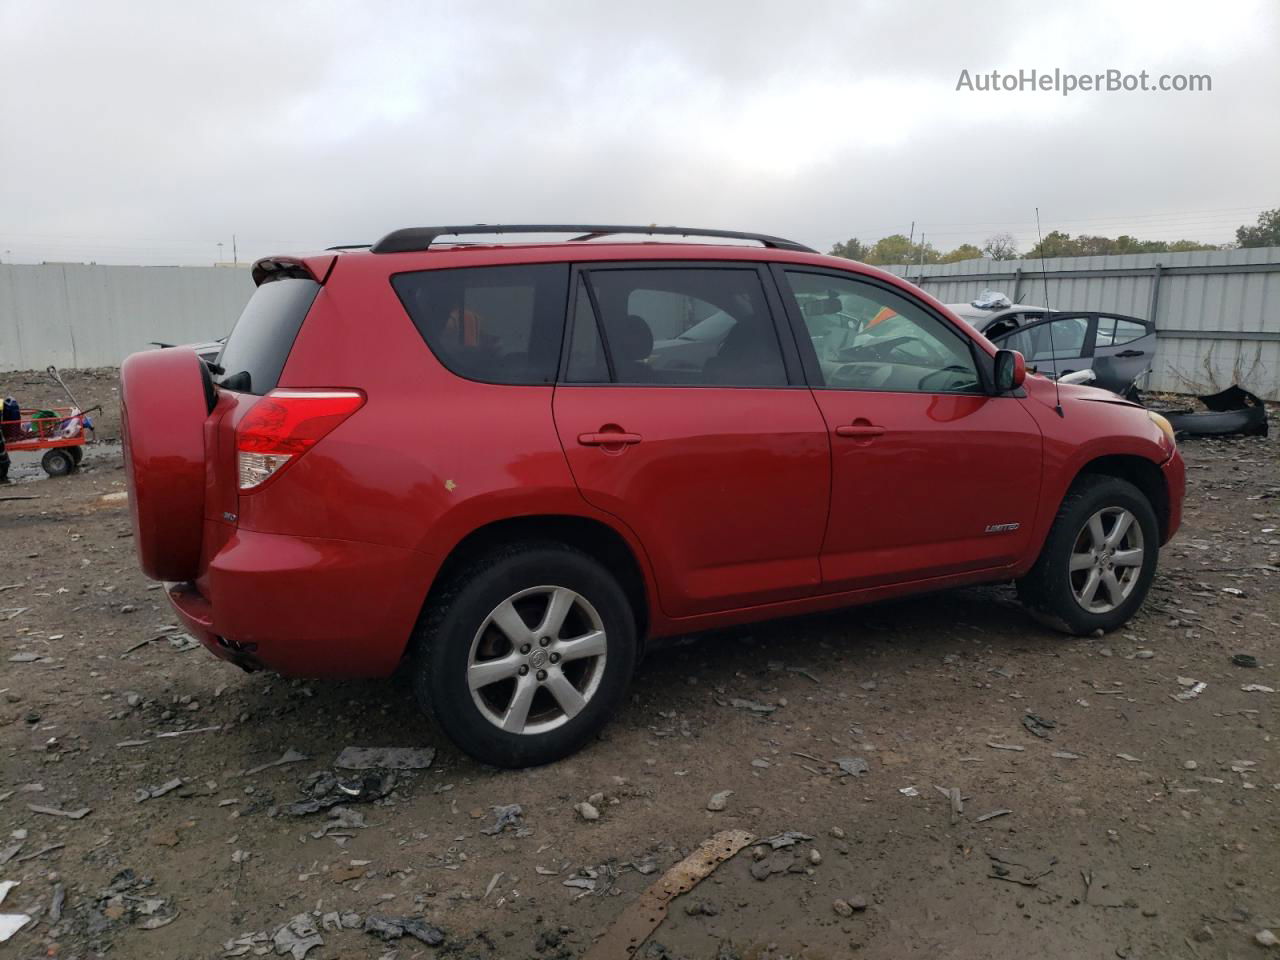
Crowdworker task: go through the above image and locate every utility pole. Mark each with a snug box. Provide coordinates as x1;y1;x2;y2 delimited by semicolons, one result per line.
217;242;224;264
232;234;238;265
905;221;915;279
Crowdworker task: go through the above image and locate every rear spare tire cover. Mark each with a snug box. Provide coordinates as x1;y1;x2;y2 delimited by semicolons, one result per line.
120;348;209;581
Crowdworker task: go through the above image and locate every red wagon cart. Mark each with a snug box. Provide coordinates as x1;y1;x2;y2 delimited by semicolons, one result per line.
1;367;100;477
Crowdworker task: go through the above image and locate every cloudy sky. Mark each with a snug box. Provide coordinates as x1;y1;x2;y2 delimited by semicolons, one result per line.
0;0;1276;265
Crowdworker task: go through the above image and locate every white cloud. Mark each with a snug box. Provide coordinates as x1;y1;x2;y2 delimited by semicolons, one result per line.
0;0;1276;264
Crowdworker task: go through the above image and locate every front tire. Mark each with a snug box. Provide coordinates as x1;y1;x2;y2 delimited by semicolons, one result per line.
412;543;637;768
1017;476;1159;635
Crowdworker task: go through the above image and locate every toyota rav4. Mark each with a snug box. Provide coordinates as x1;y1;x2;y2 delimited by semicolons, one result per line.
120;224;1185;767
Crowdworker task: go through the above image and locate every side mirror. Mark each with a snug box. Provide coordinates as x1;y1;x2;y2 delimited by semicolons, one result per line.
994;349;1026;392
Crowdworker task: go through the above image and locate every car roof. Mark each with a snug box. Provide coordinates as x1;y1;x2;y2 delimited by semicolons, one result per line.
252;240;1001;356
945;302;1049;324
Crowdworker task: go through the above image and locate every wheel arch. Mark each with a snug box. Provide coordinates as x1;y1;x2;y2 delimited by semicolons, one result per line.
1072;454;1171;542
426;514;652;642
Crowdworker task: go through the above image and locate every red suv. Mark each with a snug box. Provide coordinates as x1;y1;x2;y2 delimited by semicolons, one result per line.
121;225;1185;767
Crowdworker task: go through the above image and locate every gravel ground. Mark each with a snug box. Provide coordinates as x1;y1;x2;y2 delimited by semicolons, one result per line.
1;370;1277;960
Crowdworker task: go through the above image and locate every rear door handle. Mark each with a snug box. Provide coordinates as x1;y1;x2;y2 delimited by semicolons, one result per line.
835;423;886;438
1115;349;1145;358
578;432;642;446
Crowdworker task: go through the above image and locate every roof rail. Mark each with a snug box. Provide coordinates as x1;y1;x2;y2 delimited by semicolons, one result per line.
368;224;815;255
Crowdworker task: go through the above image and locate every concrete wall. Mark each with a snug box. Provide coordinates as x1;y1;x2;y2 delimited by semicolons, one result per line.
882;246;1280;398
0;263;254;371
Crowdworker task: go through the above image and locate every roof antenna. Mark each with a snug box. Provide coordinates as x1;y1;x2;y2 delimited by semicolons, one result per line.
1035;206;1064;418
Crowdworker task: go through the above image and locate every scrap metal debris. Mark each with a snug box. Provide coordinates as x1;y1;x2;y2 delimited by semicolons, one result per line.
987;849;1057;887
283;771;395;816
727;698;777;715
27;803;90;819
334;746;435;771
309;806;367;840
242;748;308;776
1153;385;1268;439
757;831;813;849
986;742;1024;752
835;757;869;777
933;785;963;824
1021;713;1056;739
0;880;30;944
1172;678;1207;702
272;913;324;959
480;803;524;836
362;913;446;945
583;829;754;959
80;869;179;934
134;777;183;803
976;808;1012;823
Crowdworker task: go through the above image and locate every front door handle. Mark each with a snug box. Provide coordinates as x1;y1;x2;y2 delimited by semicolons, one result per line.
835;423;886;438
1115;349;1145;358
578;431;642;446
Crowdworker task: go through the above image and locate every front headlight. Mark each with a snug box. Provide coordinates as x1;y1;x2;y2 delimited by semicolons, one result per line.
1148;411;1176;447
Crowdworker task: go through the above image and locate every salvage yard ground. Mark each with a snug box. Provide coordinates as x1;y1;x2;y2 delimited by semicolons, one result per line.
1;369;1277;959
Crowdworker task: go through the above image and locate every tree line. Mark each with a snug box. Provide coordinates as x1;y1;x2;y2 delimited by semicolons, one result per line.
829;207;1280;265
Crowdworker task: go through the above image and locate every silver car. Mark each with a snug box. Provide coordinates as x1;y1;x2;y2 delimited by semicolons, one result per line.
946;296;1156;394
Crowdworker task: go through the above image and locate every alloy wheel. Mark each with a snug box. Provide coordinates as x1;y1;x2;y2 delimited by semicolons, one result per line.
467;586;608;735
1069;506;1146;614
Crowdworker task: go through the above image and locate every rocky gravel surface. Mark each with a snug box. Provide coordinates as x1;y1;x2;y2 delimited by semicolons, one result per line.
1;371;1276;959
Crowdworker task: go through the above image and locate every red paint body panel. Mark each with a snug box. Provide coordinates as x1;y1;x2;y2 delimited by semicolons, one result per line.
118;241;1185;678
119;348;208;580
811;390;1043;589
553;386;830;616
1161;451;1186;542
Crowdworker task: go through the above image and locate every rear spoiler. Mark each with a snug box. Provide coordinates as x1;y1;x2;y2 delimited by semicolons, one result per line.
251;254;337;286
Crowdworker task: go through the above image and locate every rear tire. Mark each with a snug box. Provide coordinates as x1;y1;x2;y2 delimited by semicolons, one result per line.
42;449;75;477
1017;475;1159;635
412;543;637;768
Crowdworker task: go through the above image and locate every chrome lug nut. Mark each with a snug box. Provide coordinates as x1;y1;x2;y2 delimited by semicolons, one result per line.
536;669;547;681
518;665;529;676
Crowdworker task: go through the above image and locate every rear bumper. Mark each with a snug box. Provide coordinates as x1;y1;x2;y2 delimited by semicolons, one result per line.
1161;448;1186;544
166;529;438;677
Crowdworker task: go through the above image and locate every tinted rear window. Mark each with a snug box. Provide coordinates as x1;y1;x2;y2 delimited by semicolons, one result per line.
217;278;320;395
391;264;569;385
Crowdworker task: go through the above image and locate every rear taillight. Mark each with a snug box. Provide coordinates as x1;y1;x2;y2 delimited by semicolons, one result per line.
236;389;365;492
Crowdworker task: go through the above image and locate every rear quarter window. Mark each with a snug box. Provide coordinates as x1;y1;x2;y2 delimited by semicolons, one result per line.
217;278;320;395
391;264;570;385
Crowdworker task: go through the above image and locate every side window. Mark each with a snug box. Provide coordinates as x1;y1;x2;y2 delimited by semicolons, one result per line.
1006;316;1089;361
566;277;608;382
1113;318;1148;344
1094;316;1117;347
580;268;787;387
784;270;981;394
391;264;569;385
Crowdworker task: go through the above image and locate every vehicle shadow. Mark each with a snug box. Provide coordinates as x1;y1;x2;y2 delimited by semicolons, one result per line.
223;582;1059;777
